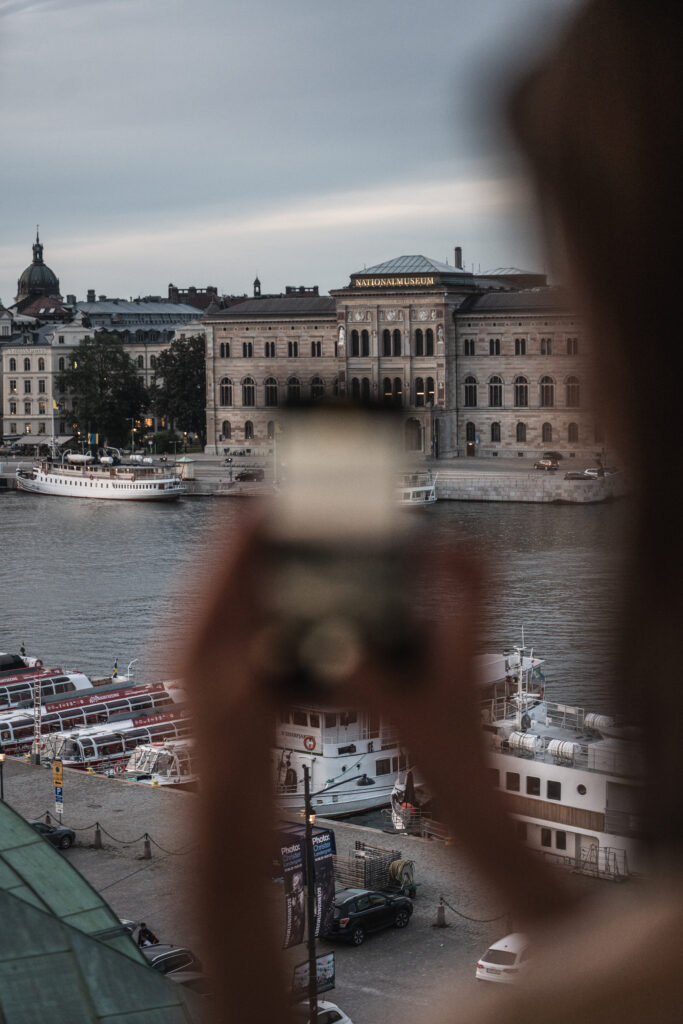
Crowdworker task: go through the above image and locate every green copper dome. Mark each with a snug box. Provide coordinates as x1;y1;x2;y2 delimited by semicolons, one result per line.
16;230;61;303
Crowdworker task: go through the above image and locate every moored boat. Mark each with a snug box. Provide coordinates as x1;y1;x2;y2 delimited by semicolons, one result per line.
124;738;197;788
16;458;185;501
396;470;437;506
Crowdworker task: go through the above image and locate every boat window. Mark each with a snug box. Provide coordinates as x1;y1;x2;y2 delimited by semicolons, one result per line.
309;712;320;729
526;776;541;796
292;711;308;727
555;831;567;850
541;827;552;847
375;758;391;776
547;780;562;801
505;772;520;792
324;713;336;728
339;711;357;727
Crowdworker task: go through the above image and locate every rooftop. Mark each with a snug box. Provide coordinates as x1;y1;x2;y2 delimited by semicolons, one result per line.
204;295;336;318
354;254;471;276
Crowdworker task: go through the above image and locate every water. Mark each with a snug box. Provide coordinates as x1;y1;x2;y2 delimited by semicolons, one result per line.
0;492;630;710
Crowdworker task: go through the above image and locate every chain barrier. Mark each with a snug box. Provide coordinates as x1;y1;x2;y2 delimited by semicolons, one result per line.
37;812;193;856
440;895;510;924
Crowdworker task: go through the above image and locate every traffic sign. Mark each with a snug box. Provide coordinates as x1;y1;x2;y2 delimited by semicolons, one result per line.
52;760;63;786
54;783;63;818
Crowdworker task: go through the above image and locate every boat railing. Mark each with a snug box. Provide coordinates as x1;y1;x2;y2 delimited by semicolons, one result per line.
545;701;586;731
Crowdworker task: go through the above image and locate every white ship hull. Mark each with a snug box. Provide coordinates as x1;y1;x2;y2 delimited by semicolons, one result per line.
16;463;185;501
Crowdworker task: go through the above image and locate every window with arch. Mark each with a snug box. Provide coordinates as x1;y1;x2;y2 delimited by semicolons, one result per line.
137;355;144;368
491;422;501;443
219;342;227;358
514;376;528;407
264;377;278;407
9;358;16;371
38;357;45;371
245;421;254;440
488;376;503;407
426;377;435;405
489;338;500;356
242;341;253;358
350;330;359;357
393;377;403;405
540;376;555;407
23;358;31;371
382;330;391;357
464;376;477;407
242;377;255;407
221;420;231;439
540;337;553;355
311;340;321;358
265;341;275;358
219;377;233;406
425;329;434;356
360;330;370;357
464;338;475;356
466;421;476;443
542;422;553;443
414;377;425;407
287;341;298;358
414;329;424;356
150;355;157;369
568;422;579;443
311;377;324;401
382;377;393;404
392;329;401;356
267;421;275;440
514;337;526;356
361;378;370;402
287;377;300;402
566;376;580;407
58;357;65;371
516;422;526;443
351;377;360;401
567;336;578;355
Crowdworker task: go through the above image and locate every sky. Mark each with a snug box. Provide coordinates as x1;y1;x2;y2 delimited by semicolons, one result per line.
0;0;580;304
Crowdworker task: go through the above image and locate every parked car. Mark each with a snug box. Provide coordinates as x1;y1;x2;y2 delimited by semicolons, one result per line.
533;457;560;470
292;1000;354;1023
564;471;591;480
235;468;265;482
584;465;619;478
326;887;412;946
141;944;202;975
28;819;75;850
475;932;530;984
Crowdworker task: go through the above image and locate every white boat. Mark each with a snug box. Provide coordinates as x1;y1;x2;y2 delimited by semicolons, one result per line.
16;459;185;501
396;470;437;506
124;738;197;788
391;647;646;879
273;705;407;817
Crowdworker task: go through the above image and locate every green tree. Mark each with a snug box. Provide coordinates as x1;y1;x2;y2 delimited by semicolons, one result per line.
55;333;148;447
150;334;206;444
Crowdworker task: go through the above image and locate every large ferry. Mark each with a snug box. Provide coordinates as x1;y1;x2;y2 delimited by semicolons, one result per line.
16;456;185;501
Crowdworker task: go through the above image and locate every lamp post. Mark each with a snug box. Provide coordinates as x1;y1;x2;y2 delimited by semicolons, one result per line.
0;749;5;801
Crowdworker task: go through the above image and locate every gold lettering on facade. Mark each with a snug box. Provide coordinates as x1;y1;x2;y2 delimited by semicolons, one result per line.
354;276;435;288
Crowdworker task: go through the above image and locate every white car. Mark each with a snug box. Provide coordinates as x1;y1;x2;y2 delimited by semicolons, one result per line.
475;932;530;984
292;999;354;1023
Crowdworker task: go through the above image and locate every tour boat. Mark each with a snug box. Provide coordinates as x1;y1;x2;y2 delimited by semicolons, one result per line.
16;458;185;501
396;471;437;506
40;707;193;774
0;680;181;756
390;647;647;879
124;738;197;788
0;665;93;710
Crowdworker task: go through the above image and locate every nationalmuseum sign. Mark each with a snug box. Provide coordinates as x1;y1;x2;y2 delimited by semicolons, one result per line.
353;275;436;288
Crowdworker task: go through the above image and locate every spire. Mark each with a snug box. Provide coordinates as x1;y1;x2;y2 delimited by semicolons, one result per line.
32;227;44;265
253;275;261;298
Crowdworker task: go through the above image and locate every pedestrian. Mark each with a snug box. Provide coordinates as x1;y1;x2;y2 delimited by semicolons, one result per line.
137;922;159;947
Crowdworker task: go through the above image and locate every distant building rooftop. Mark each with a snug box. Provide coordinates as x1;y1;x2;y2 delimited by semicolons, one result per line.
204;295;335;318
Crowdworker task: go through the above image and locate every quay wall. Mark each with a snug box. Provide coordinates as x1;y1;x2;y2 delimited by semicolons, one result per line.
434;469;625;504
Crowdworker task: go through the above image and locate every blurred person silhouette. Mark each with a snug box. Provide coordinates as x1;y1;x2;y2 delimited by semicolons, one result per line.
183;2;682;1021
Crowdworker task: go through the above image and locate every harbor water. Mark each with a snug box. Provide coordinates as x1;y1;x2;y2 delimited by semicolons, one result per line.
1;491;630;712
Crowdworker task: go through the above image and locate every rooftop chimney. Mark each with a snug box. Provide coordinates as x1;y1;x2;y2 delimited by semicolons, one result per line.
87;289;95;303
454;246;463;270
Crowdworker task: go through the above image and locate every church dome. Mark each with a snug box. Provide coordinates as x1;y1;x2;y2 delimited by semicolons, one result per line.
16;231;61;304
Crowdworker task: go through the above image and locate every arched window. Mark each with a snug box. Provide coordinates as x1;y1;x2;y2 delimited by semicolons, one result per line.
405;418;422;451
542;422;553;443
426;377;435;405
488;376;503;407
242;377;255;407
414;329;424;356
351;377;360;401
150;355;156;369
264;377;278;407
242;341;253;358
361;330;369;357
137;355;144;368
516;422;526;443
311;340;321;357
267;421;275;440
414;377;425;407
219;377;233;406
382;330;391;357
466;421;476;443
219;342;224;358
425;329;434;356
245;420;254;440
393;377;403;406
540;337;553;355
24;358;31;371
464;376;477;407
361;378;371;402
540;376;555;407
566;376;580;407
222;420;231;439
38;358;45;371
514;376;528;407
9;358;16;371
287;341;298;358
311;377;324;401
287;377;300;402
489;338;500;356
392;329;402;356
58;357;65;371
350;330;359;357
568;422;579;443
383;377;393;404
567;336;578;355
491;422;501;443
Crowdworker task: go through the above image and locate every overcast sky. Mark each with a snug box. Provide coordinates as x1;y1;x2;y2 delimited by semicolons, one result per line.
0;0;579;304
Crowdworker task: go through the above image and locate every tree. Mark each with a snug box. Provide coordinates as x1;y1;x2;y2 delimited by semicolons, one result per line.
55;333;148;447
150;334;206;444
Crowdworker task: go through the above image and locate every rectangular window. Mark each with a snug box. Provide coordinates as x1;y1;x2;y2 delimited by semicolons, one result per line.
10;423;17;433
58;335;65;344
24;402;31;414
464;338;475;355
38;423;46;434
9;379;17;393
324;713;336;729
526;776;541;796
38;379;46;393
375;758;391;776
547;780;562;801
292;711;307;726
309;712;320;729
9;401;16;414
555;831;567;850
505;771;520;792
514;337;526;355
24;380;31;393
541;828;552;848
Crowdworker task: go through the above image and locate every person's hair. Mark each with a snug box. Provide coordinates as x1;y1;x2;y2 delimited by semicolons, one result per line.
509;0;683;857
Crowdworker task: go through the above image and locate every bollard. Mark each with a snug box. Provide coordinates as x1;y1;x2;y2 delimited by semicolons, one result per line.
94;823;102;850
86;766;95;774
143;834;152;860
433;899;448;928
45;812;51;825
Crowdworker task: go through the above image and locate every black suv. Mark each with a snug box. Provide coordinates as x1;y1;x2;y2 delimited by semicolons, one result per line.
327;887;412;946
235;468;265;482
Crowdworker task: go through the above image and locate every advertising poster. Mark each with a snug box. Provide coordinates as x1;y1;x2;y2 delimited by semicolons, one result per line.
311;830;335;938
279;827;337;947
280;840;306;949
292;952;335;999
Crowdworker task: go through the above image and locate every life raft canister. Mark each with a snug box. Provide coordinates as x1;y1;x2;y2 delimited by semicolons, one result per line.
303;736;316;751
